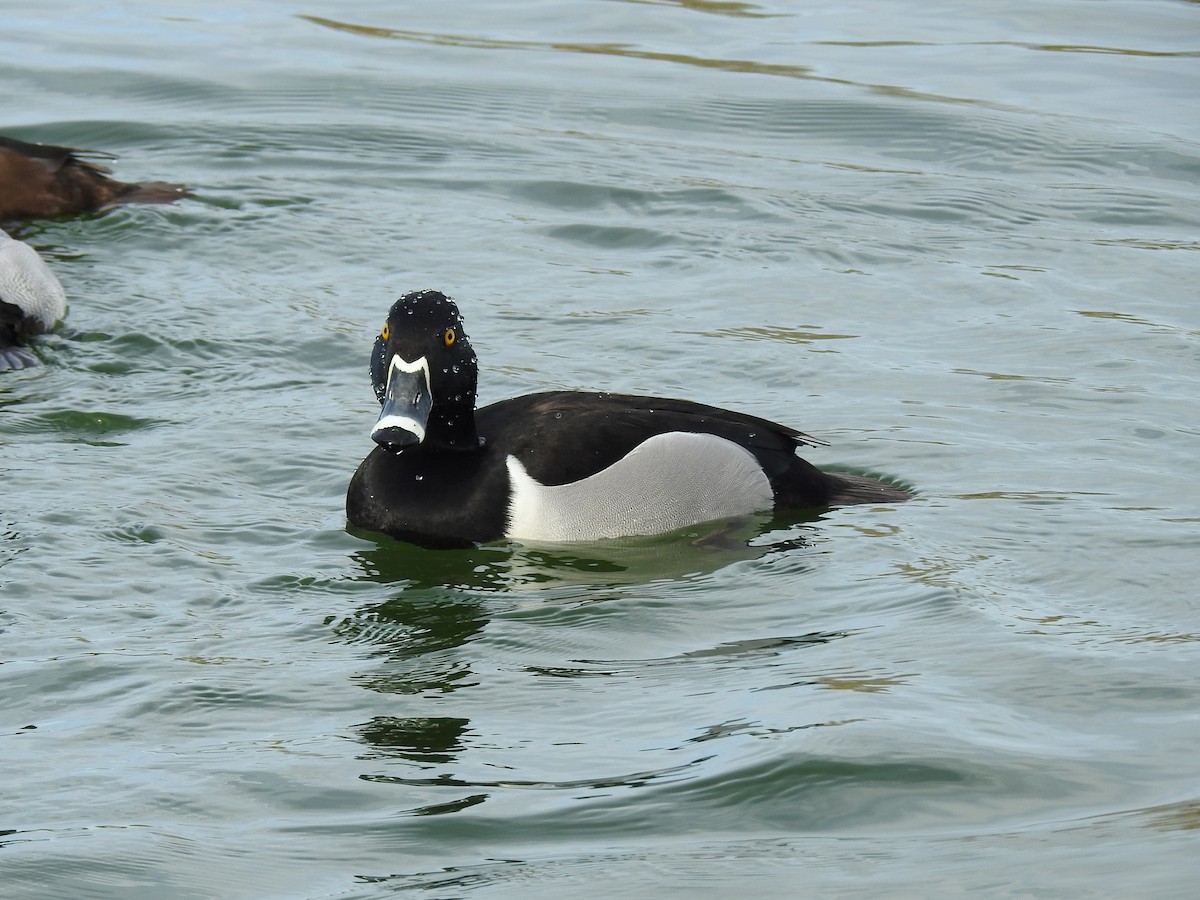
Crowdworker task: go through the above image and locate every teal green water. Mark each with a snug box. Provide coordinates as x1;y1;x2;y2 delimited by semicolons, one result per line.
4;1;1199;897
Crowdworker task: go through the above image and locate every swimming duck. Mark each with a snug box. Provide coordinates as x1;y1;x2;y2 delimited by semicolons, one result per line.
0;134;190;219
347;291;909;548
0;230;67;370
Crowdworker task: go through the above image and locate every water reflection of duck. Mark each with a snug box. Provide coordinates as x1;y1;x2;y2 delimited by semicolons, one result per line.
347;513;815;593
0;134;190;219
347;290;910;548
0;230;67;370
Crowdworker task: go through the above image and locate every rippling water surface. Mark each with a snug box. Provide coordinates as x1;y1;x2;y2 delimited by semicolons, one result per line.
3;1;1199;897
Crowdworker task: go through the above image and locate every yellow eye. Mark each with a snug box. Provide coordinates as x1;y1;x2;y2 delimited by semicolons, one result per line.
443;327;456;346
381;322;390;340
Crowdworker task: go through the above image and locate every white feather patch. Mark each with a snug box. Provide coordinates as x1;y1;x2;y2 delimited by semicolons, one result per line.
505;431;774;542
0;232;67;331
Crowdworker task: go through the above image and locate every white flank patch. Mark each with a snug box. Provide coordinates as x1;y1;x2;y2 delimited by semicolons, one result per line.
505;431;774;542
0;232;68;330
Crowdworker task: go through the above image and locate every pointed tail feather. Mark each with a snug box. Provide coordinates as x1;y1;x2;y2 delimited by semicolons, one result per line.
111;181;192;206
828;473;911;505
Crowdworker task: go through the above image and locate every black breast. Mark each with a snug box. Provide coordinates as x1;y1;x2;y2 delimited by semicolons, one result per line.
346;442;511;548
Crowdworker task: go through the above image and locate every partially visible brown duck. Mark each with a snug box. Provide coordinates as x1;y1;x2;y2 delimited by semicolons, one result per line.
0;134;191;219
